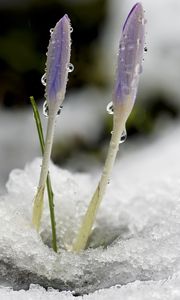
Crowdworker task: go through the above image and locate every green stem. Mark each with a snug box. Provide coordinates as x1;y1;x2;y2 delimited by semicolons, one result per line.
30;96;57;252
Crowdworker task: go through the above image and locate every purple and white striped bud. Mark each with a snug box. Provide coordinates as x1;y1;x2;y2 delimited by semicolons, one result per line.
113;3;145;107
45;14;71;114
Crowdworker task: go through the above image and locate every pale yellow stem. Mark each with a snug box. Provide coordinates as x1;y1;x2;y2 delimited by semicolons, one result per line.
32;113;56;231
72;99;133;252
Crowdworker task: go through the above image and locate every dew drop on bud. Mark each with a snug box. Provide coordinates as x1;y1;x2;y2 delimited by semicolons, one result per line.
57;105;63;116
106;101;114;115
138;16;147;25
41;74;46;86
43;101;49;117
43;101;63;118
50;28;54;35
70;26;73;33
67;63;74;73
144;46;148;52
119;129;127;144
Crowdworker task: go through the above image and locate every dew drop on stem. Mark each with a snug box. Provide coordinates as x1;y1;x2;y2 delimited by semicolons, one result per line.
43;101;49;117
110;128;127;144
67;63;74;73
41;74;46;86
50;28;54;35
106;101;114;115
119;129;127;144
43;101;63;118
57;105;63;116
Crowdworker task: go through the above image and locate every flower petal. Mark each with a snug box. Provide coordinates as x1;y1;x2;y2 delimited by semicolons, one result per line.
45;15;71;112
113;3;146;106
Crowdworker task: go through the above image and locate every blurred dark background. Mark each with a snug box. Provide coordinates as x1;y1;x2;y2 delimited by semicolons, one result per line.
0;0;107;108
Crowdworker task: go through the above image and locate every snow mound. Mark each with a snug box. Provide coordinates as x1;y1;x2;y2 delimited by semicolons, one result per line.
0;124;180;297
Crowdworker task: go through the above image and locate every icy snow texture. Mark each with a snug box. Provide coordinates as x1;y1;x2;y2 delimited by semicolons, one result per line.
1;275;180;300
0;124;180;299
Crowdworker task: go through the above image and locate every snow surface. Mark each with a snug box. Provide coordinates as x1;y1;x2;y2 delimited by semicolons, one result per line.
1;275;180;300
0;123;180;298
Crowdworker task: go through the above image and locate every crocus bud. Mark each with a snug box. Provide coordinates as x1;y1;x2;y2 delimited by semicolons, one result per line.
113;3;145;107
45;14;71;114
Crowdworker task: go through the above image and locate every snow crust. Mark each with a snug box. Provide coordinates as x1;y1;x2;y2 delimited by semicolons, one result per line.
0;124;180;298
1;274;180;300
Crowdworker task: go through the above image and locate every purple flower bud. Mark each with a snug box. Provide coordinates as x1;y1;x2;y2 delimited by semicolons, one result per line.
113;3;146;106
45;15;71;113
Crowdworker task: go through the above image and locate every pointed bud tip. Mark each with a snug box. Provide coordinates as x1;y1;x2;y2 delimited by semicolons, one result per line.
45;14;72;112
61;14;70;23
123;2;144;31
55;14;70;29
113;2;146;109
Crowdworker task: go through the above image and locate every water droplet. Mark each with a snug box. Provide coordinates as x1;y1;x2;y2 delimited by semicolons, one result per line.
111;129;127;144
57;105;63;116
43;101;63;118
67;63;74;73
106;101;114;115
50;28;54;35
70;26;73;33
144;46;148;52
43;101;49;117
41;74;46;86
138;16;146;25
119;129;127;144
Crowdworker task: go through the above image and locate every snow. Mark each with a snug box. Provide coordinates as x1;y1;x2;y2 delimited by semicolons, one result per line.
0;123;180;298
1;275;180;300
